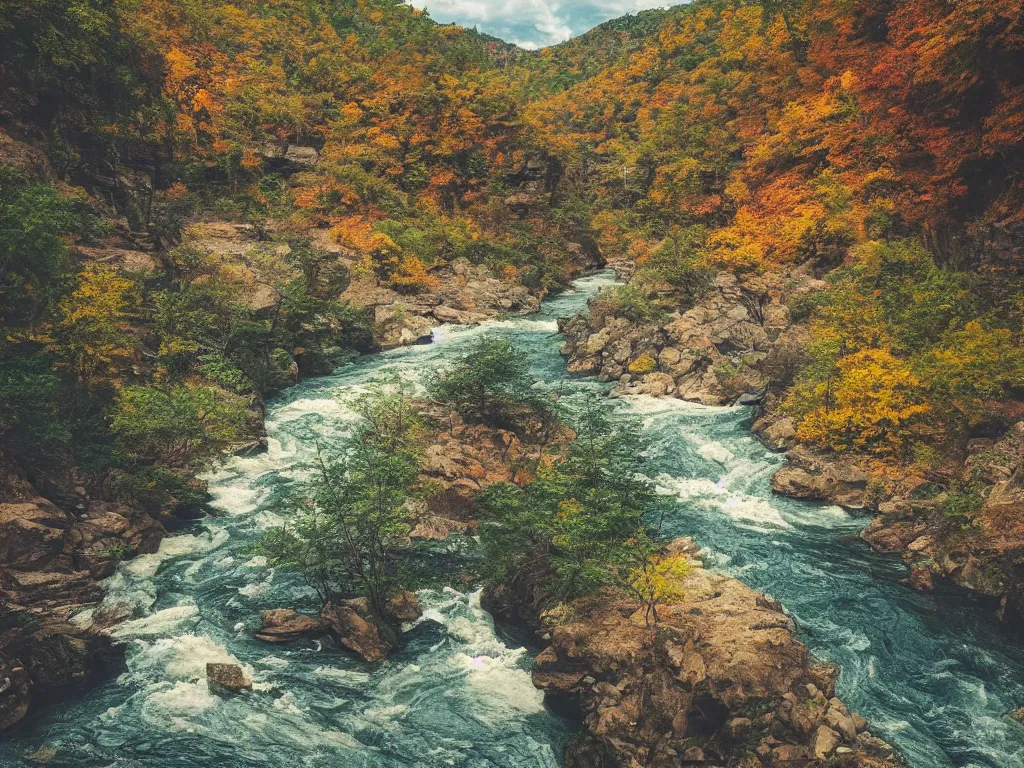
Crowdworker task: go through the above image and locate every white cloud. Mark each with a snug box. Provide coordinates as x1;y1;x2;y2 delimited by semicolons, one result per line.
407;0;674;48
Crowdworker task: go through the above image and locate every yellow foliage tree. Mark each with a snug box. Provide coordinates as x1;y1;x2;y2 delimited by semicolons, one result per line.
56;266;140;386
789;347;929;455
626;552;693;626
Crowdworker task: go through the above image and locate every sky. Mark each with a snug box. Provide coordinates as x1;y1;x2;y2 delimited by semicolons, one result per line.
405;0;673;50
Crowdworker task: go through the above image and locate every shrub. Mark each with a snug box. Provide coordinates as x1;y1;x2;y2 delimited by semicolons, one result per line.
112;383;252;465
112;466;207;513
592;285;665;325
388;255;441;294
628;354;657;374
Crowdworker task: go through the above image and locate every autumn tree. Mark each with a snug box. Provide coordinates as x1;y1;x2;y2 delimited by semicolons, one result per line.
56;265;140;386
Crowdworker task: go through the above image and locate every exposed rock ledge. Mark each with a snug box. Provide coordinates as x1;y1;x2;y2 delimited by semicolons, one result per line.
559;268;820;406
0;452;170;732
531;542;900;767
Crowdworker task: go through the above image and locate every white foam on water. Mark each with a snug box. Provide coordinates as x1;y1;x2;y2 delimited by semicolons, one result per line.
113;603;200;638
625;393;733;417
697;440;735;465
656;473;793;531
362;704;409;728
313;666;371;686
238;570;274;598
253;510;289;531
257;655;289;669
484;318;559;333
428;589;547;721
273;691;304;715
121;529;231;582
206;484;264;516
135;634;244;681
145;680;220;714
455;650;545;718
275;397;354;421
783;504;854;529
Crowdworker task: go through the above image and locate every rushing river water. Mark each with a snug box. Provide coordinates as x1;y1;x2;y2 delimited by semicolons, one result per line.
4;271;1024;768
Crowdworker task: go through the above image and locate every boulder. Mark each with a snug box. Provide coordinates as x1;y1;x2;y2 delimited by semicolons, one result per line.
384;591;422;624
261;143;319;171
321;600;392;663
206;663;252;693
1;616;116;731
825;697;859;740
771;447;869;509
527;563;897;768
254;609;327;644
909;564;935;591
433;306;469;324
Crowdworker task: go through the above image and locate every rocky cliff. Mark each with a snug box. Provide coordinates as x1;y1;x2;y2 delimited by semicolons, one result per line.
559;268;819;405
0;451;169;731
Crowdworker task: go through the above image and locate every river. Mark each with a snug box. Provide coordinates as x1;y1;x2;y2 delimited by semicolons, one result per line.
2;271;1024;767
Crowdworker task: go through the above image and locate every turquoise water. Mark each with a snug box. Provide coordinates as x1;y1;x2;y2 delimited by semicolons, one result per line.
2;271;1024;767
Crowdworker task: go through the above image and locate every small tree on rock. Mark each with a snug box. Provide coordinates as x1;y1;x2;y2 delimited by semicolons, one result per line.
428;337;554;432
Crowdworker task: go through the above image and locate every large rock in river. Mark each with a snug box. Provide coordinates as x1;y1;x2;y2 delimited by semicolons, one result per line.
531;555;898;768
255;609;328;644
321;599;393;663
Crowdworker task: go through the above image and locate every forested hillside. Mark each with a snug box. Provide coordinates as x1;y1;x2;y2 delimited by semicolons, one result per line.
2;0;1024;744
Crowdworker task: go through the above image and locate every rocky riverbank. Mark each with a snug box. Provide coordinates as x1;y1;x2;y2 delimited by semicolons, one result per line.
0;451;169;731
397;414;903;767
558;264;1024;630
0;266;564;734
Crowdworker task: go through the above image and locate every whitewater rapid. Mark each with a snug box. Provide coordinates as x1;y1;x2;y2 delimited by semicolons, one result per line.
3;271;1024;767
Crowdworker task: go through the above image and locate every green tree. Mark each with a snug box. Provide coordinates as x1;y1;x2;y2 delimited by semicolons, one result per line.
478;396;665;604
111;383;251;464
428;337;554;430
261;389;422;617
0;167;89;325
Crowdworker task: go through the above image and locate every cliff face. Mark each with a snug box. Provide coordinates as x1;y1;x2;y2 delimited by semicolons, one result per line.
528;543;900;768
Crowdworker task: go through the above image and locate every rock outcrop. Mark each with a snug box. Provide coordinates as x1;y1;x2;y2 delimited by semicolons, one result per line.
410;406;565;541
342;258;541;351
0;612;118;732
0;452;168;731
254;609;328;644
770;446;870;509
531;547;900;768
560;261;1024;625
560;269;820;405
318;592;422;663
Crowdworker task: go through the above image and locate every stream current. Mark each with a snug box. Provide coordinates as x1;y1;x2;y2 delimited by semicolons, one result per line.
3;271;1024;768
